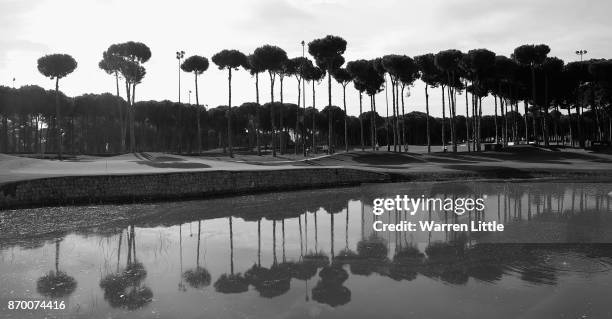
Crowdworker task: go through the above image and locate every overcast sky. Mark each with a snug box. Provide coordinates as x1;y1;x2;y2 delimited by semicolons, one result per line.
1;0;611;117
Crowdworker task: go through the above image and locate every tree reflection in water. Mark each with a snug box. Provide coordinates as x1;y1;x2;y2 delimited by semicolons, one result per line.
214;216;249;294
246;219;292;298
99;225;153;310
288;214;319;302
303;210;330;267
389;244;424;282
36;237;77;298
312;206;352;307
8;181;612;313
336;203;358;261
183;220;211;289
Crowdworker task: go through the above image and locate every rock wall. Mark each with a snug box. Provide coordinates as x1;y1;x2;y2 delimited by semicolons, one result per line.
0;168;389;209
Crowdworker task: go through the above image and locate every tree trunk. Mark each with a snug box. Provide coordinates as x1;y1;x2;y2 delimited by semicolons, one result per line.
592;86;603;141
255;73;261;156
390;79;396;152
327;71;333;154
373;95;378;149
450;85;457;152
395;82;401;151
124;80;132;152
543;75;550;146
115;72;125;153
195;73;202;154
566;106;573;146
227;68;233;158
471;93;476;150
55;77;62;160
532;106;537;145
343;84;348;152
502;97;508;146
1;114;7;153
385;80;390;152
478;96;482;151
370;95;375;151
608;116;611;143
296;78;301;155
130;84;137;153
524;100;529;144
494;94;499;144
400;84;406;152
425;85;431;153
577;100;585;148
35;115;40;154
280;76;285;155
441;85;446;151
359;92;364;151
530;65;538;145
465;84;470;151
270;71;277;157
312;79;316;154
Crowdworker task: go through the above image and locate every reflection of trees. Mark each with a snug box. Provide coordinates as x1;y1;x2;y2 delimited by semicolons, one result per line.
178;223;186;292
289;214;319;302
36;238;77;298
303;210;330;267
389;245;424;282
338;202;391;276
422;241;469;285
235;191;356;223
311;272;351;307
357;231;388;259
349;234;390;276
336;204;357;261
429;182;475;197
419;243;562;286
246;220;291;298
311;212;351;308
464;245;504;283
214;216;249;294
312;217;351;307
183;220;211;289
249;263;291;298
99;225;153;310
333;232;576;288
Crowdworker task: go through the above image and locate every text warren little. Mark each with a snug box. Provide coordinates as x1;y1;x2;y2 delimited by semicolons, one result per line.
373;220;505;232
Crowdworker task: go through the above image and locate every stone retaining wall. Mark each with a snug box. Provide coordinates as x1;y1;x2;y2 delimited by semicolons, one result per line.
0;168;389;209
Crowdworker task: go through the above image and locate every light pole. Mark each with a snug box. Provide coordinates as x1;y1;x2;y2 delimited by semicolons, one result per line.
188;90;192;105
12;77;15;88
575;49;588;147
176;50;185;103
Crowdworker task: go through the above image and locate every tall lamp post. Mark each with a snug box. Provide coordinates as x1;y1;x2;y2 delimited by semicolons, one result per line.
575;49;588;147
575;50;588;62
188;90;192;105
176;50;185;103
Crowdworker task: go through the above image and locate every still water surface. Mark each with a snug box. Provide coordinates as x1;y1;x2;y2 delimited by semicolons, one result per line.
1;181;612;318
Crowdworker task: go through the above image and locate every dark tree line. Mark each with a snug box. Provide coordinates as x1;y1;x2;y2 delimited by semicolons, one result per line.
1;39;611;157
1;84;604;155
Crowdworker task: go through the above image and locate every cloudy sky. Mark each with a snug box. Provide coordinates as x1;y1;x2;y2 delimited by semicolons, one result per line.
1;0;611;117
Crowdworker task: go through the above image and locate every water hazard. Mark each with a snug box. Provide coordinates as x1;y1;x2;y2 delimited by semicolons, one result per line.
1;181;612;318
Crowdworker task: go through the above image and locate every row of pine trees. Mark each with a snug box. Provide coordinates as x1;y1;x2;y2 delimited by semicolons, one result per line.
2;36;611;158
